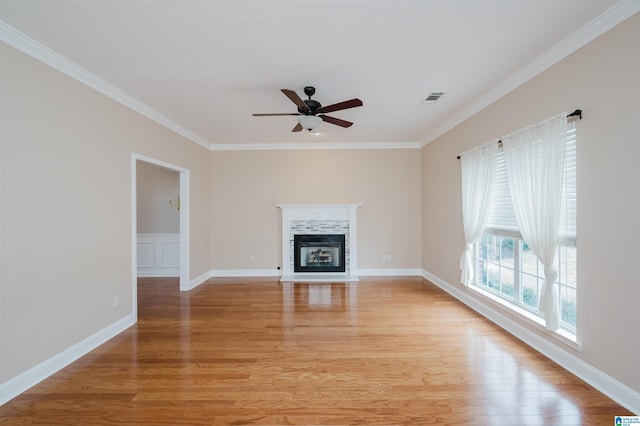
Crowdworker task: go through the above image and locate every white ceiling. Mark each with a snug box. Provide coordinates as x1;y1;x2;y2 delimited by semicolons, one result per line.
0;0;634;150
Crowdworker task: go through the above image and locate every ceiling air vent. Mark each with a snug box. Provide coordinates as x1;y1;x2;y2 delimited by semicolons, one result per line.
422;92;445;104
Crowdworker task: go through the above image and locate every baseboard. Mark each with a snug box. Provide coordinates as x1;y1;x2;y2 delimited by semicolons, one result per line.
207;268;423;280
0;313;136;406
281;273;359;283
358;268;423;276
137;269;179;278
187;270;212;290
421;269;640;415
209;269;282;278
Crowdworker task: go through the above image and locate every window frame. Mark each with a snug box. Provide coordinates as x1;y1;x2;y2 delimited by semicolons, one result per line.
468;120;578;346
474;230;576;334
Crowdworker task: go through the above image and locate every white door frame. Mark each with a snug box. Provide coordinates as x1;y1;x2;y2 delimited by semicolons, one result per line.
132;153;190;319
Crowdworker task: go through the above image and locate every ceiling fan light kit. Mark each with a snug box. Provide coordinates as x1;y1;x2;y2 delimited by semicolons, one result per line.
253;86;363;133
297;115;322;131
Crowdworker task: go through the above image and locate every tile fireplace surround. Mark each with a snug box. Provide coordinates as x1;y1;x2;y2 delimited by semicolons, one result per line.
278;204;361;282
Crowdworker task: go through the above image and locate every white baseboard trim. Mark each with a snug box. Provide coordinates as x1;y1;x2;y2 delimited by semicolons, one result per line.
281;273;359;283
421;269;640;415
0;313;135;406
209;269;282;278
207;268;424;280
187;270;212;291
358;268;423;277
137;269;179;278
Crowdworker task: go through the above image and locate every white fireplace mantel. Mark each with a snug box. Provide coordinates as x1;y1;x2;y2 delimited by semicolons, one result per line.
278;204;361;282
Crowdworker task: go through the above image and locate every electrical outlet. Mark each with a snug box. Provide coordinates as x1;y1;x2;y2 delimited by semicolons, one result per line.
113;295;120;309
250;255;256;263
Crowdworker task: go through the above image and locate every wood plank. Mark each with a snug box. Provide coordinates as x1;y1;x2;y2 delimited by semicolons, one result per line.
0;277;632;424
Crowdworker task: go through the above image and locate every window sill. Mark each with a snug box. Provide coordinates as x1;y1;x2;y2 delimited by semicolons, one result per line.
469;285;582;351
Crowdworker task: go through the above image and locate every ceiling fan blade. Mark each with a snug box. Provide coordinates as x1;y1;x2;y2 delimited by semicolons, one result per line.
318;98;362;114
292;123;303;132
320;115;353;128
253;113;299;116
281;89;309;112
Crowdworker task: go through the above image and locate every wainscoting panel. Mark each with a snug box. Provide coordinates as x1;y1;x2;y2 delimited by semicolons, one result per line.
136;242;155;268
136;233;179;277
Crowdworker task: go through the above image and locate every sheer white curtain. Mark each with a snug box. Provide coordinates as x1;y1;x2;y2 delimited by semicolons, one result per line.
459;142;498;286
502;114;567;330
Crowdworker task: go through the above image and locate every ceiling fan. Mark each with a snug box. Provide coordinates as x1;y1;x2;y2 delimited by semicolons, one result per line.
253;86;363;132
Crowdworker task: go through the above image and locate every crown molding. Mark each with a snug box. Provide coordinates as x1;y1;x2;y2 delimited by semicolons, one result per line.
210;141;421;151
419;0;640;147
0;20;214;151
4;0;637;153
0;20;414;153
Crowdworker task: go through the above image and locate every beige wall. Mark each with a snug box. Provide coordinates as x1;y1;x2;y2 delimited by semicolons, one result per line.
210;149;422;271
421;13;640;393
136;161;180;234
0;42;210;382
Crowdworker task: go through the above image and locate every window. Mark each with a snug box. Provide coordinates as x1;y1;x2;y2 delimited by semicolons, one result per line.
473;121;577;334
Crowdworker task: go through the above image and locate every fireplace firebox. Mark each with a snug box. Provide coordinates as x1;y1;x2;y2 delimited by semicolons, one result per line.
294;234;346;273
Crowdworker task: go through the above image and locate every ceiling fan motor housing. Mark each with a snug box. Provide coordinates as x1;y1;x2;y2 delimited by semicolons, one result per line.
299;86;321;115
300;99;321;115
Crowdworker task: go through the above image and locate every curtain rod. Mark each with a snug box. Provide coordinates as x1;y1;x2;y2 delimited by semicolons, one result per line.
456;109;582;159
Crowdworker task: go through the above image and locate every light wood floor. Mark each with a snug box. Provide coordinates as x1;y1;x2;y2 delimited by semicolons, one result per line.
0;277;630;425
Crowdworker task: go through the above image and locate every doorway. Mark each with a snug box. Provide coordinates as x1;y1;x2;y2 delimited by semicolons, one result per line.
132;154;190;320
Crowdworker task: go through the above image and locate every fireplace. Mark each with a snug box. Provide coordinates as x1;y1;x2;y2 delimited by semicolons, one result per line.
278;204;360;282
294;234;346;273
